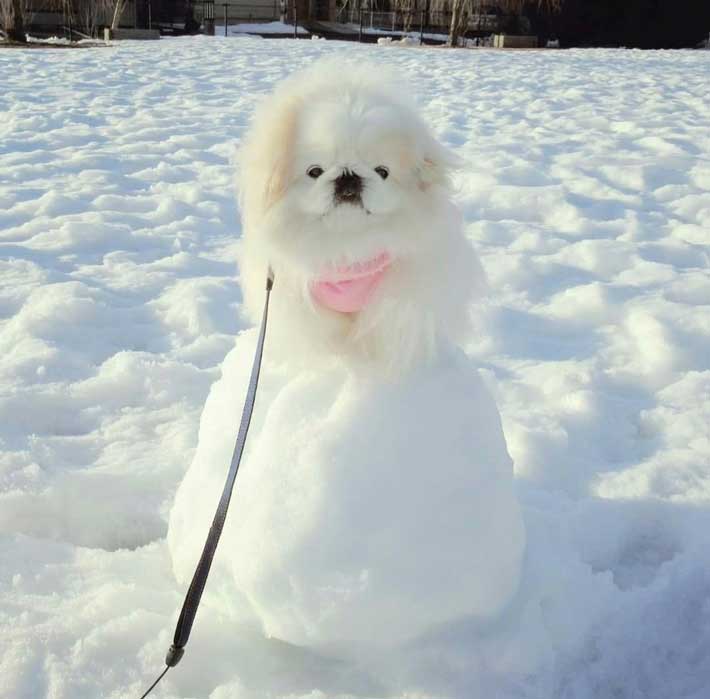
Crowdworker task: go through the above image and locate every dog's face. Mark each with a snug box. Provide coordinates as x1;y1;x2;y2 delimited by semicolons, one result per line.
290;101;416;220
243;91;455;275
238;61;485;370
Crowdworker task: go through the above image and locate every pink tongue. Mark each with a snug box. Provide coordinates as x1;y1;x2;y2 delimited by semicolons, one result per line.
311;252;391;313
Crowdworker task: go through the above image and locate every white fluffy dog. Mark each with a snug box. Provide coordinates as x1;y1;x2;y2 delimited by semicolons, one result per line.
168;59;525;694
237;59;486;372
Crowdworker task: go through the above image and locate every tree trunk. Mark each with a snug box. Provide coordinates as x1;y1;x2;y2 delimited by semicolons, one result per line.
7;0;26;41
111;0;126;30
447;0;469;47
399;0;414;32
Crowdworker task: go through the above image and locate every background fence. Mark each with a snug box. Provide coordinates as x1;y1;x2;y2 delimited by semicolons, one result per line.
337;7;505;32
197;0;519;39
198;0;283;25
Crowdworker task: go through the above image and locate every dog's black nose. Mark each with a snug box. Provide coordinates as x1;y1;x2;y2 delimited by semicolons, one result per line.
334;171;363;202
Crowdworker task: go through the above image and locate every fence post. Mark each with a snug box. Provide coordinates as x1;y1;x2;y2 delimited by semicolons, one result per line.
359;6;363;42
293;0;298;39
420;9;424;44
203;0;215;35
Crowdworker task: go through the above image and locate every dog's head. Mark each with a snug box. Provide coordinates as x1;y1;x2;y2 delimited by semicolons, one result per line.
238;59;486;371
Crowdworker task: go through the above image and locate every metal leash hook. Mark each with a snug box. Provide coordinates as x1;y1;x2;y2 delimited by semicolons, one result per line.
138;268;274;699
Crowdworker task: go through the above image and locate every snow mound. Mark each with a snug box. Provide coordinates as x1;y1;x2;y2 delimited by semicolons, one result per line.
169;335;525;649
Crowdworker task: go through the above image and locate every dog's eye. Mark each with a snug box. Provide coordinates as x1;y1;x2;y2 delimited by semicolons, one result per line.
374;166;389;180
307;166;324;179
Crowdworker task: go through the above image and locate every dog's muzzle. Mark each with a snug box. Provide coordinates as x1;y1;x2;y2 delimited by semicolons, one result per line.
334;171;363;205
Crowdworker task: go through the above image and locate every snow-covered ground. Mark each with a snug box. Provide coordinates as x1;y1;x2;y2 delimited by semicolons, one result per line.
1;36;709;699
215;21;309;36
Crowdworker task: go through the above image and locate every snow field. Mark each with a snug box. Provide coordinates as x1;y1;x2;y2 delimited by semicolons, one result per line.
0;36;709;698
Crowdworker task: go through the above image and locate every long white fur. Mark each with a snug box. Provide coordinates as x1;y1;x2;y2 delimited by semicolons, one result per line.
237;58;487;373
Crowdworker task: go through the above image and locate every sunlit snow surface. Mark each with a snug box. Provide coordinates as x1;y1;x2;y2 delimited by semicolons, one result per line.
1;37;709;699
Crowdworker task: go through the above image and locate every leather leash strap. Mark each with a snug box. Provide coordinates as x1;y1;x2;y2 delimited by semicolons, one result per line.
139;269;274;699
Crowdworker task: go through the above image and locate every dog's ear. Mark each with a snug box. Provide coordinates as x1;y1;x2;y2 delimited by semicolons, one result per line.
416;134;462;190
239;94;299;223
261;98;299;209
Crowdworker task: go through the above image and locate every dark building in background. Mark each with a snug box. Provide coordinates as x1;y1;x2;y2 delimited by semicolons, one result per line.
135;0;198;31
529;0;710;48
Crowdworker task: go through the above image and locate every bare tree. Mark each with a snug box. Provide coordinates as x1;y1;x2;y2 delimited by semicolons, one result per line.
1;0;81;42
443;0;562;48
81;0;98;37
68;0;129;38
446;0;477;47
0;0;26;41
393;0;417;33
72;0;114;37
111;0;127;29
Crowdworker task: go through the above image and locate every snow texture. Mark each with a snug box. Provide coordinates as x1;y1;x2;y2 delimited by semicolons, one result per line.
169;337;526;651
1;36;709;699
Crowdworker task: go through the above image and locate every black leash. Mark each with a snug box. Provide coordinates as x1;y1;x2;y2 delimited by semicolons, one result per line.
139;269;274;699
